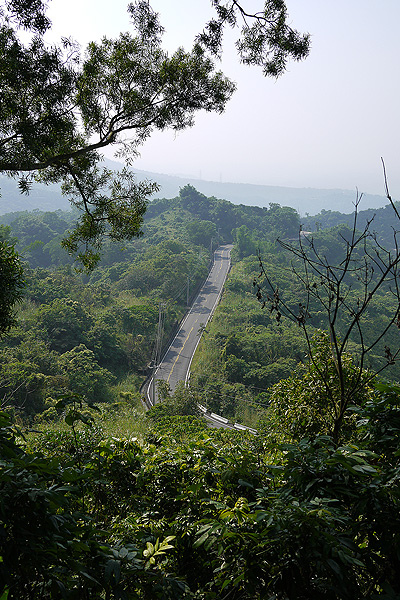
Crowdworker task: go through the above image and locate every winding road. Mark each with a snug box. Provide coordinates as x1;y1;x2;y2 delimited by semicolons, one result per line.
146;245;233;405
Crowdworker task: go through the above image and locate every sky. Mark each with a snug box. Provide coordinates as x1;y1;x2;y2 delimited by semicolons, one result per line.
45;0;400;199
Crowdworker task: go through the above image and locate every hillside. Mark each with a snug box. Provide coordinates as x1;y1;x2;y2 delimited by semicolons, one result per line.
2;186;400;599
0;159;388;216
2;185;400;425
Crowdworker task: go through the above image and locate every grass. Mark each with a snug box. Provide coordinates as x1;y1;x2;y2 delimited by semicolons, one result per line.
26;390;151;452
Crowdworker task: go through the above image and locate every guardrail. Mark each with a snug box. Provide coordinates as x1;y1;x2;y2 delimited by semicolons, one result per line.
198;404;257;435
140;245;258;435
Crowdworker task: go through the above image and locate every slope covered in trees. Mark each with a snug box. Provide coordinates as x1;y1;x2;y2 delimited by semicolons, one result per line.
2;187;400;424
2;2;400;597
2;185;400;598
301;201;400;246
0;186;302;421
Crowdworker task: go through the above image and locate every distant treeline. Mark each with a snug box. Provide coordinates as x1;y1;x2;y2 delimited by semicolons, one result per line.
0;184;301;269
301;201;400;247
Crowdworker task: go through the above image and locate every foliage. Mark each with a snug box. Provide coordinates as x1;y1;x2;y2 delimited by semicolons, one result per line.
0;410;186;599
36;298;92;353
0;225;219;420
4;210;72;269
0;238;24;335
0;0;236;266
58;344;115;403
4;382;398;600
301;201;400;249
0;354;47;416
261;331;375;443
149;414;209;441
189;255;306;423
255;193;400;442
0;190;301;272
147;381;201;423
4;191;400;432
1;125;400;599
197;0;310;77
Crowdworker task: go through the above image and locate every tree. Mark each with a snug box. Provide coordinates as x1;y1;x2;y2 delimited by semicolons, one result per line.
264;331;374;443
58;344;115;403
0;238;24;335
197;0;310;77
254;182;400;443
36;298;92;353
263;203;300;238
186;220;217;247
234;224;257;258
0;0;309;268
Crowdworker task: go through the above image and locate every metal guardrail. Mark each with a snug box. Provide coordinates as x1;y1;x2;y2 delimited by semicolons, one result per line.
140;245;258;435
198;404;257;435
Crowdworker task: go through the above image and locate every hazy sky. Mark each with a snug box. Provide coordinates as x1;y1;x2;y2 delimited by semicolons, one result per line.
45;1;400;199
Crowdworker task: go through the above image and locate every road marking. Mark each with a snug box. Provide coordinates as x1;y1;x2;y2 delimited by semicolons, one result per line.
167;325;194;382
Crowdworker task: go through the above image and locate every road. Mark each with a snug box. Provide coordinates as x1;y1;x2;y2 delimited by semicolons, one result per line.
146;245;233;404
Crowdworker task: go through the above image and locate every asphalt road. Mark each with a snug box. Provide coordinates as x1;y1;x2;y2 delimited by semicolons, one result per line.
147;245;233;404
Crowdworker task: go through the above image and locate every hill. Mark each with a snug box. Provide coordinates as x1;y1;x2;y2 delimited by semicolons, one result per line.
0;160;388;216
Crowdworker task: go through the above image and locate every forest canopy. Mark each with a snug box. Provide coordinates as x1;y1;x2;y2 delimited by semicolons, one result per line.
1;185;400;598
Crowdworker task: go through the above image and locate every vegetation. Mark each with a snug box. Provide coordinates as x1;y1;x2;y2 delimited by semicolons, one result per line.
255;188;400;443
0;0;309;267
2;2;400;597
2;372;400;598
0;227;25;334
0;185;400;597
0;188;303;422
189;202;400;427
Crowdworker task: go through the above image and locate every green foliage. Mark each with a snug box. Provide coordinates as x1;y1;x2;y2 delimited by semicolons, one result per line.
36;298;92;353
0;410;185;599
58;345;115;403
5;211;71;268
1;191;300;274
301;202;400;249
192;436;396;599
256;196;400;442
86;318;127;373
60;169;158;271
0;224;219;420
354;381;400;463
190;255;306;423
197;0;310;77
0;1;236;266
149;415;208;441
147;381;201;422
0;239;24;335
0;335;61;416
118;241;193;298
234;224;257;258
263;201;300;238
2;374;400;599
185;219;216;247
262;331;375;443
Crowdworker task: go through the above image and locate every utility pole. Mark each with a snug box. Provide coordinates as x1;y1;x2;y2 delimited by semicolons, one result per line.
152;302;164;405
186;275;190;307
210;237;218;270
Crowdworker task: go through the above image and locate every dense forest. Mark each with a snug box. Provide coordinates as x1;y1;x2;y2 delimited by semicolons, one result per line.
2;0;400;597
0;185;301;422
2;183;400;598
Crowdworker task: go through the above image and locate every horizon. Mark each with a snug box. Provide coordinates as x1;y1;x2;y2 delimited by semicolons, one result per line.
1;162;389;218
42;0;400;203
